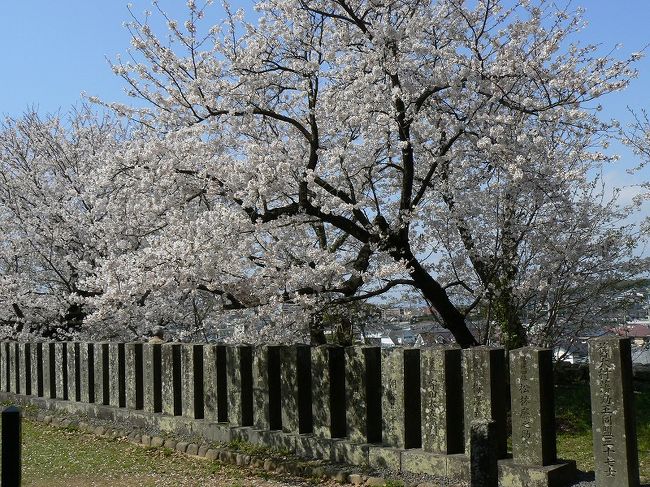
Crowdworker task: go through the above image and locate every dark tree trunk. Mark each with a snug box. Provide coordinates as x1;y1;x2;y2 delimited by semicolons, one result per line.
393;246;479;348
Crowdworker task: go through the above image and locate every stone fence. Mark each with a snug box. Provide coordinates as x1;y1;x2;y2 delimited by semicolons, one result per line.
0;338;641;487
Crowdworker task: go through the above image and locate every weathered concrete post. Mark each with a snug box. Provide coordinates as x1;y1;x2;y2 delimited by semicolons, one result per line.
0;342;7;392
66;342;79;402
344;346;382;444
94;342;110;405
143;343;162;413
469;420;498;487
369;347;421;471
18;343;31;396
181;344;205;419
226;344;253;426
125;343;144;410
161;343;182;416
509;347;556;466
253;344;282;431
203;344;227;422
588;337;640;487
280;344;312;434
381;347;421;449
312;345;346;439
420;345;463;454
79;343;95;403
9;342;17;394
54;342;68;399
30;342;42;397
43;343;55;399
108;343;126;407
462;346;507;458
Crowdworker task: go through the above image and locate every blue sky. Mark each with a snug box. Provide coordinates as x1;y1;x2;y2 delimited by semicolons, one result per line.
1;1;649;190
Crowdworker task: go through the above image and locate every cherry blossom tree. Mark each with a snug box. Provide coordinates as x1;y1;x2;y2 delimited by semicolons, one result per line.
87;0;644;347
0;108;126;339
2;0;646;348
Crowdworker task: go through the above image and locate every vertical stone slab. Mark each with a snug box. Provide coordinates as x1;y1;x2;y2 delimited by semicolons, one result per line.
226;344;253;426
108;343;126;407
9;342;17;394
0;342;7;392
66;342;79;402
125;343;144;410
79;343;95;403
589;337;640;487
203;344;218;421
30;342;42;397
381;347;421;449
420;345;463;454
510;347;556;466
143;343;162;413
94;342;110;405
162;343;182;416
312;345;346;439
54;342;68;399
470;420;498;487
43;342;55;399
18;343;31;396
280;344;312;434
181;344;205;419
462;346;507;458
345;346;380;444
253;345;282;430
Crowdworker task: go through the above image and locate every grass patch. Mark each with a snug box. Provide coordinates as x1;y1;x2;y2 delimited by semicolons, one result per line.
0;419;277;486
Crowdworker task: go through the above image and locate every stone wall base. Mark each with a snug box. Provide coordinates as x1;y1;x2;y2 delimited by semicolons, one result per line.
1;392;576;486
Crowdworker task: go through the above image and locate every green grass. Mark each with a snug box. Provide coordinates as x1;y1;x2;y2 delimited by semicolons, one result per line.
555;384;650;482
0;419;268;486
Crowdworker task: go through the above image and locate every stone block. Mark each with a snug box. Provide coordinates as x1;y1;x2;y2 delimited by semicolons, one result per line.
203;344;221;421
497;459;576;487
280;344;312;434
161;343;182;416
202;421;232;443
108;343;126;407
368;445;402;472
181;344;204;419
30;342;42;397
125;343;144;410
94;342;110;405
462;346;507;457
381;347;421;449
54;342;68;399
331;439;370;466
43;342;55;399
0;342;6;392
253;344;282;430
295;433;333;460
446;454;470;482
78;343;94;403
9;342;17;393
420;345;463;454
19;343;31;396
143;343;162;413
509;347;556;466
400;449;447;475
312;345;346;439
588;337;640;487
66;342;79;401
226;344;253;426
345;345;381;444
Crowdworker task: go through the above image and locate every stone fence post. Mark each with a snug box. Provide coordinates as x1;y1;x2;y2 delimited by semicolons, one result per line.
462;346;507;458
588;337;640;487
509;347;556;466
